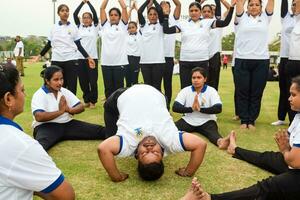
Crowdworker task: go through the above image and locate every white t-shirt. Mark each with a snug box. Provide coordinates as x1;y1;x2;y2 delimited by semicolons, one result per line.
139;23;165;64
126;33;141;57
209;28;222;58
31;86;81;128
48;22;81;62
287;113;300;168
164;16;178;58
101;20;129;66
77;24;100;59
288;15;300;61
0;116;63;200
174;85;222;126
116;84;185;157
280;14;296;58
178;18;215;62
235;12;272;59
13;41;24;57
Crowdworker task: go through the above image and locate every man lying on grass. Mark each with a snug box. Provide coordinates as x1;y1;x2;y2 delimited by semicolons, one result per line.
98;84;207;182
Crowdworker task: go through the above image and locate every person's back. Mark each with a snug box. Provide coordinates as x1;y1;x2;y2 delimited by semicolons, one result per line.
116;84;179;153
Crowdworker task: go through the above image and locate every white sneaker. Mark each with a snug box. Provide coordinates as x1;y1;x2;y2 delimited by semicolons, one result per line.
271;120;286;126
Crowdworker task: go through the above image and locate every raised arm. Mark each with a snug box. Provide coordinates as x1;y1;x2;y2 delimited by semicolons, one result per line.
153;0;164;23
118;0;129;24
163;14;180;34
266;0;275;15
100;0;109;24
236;0;245;16
221;0;232;17
98;136;129;182
86;0;99;25
281;0;288;18
215;0;222;19
73;1;85;26
212;2;235;28
175;133;207;177
138;0;149;26
173;0;181;20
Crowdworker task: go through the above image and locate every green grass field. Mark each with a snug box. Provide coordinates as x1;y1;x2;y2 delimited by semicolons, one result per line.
18;63;287;200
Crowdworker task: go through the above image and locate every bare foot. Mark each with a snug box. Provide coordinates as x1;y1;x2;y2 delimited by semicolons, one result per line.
232;115;240;121
89;103;96;109
84;102;90;108
248;124;256;130
240;124;247;129
227;131;237;155
217;133;230;150
181;178;210;200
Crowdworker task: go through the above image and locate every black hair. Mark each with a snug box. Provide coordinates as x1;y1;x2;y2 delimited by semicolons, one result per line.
138;161;164;181
128;21;138;28
160;1;171;8
191;67;208;78
291;76;300;92
248;0;262;5
82;12;93;19
109;7;121;18
202;4;213;11
0;66;19;100
57;4;69;14
189;2;202;10
148;7;158;14
42;65;63;85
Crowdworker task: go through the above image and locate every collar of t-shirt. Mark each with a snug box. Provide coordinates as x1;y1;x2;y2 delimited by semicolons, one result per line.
191;84;208;93
58;21;71;26
0;115;23;131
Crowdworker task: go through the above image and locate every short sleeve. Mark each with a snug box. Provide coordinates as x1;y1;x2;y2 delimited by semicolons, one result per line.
235;11;245;25
7;141;63;193
263;11;272;24
202;18;215;30
161;131;186;154
209;88;222;106
48;26;54;41
175;88;188;105
293;134;300;147
116;135;135;157
63;89;81;108
72;25;81;41
17;42;24;48
31;91;47;115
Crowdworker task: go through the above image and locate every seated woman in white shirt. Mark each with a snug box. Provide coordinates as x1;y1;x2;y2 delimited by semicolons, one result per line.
172;67;230;149
98;84;207;182
192;76;300;200
0;66;74;200
32;66;106;151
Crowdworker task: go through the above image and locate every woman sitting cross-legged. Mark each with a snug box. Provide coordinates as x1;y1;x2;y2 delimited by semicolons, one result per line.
32;66;106;151
172;67;230;149
192;75;300;200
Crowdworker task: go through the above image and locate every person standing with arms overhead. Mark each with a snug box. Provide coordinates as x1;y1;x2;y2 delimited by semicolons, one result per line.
73;0;100;109
138;0;165;92
14;36;25;77
283;0;300;124
33;4;95;95
272;0;296;126
125;2;141;87
160;0;181;108
100;0;129;99
163;0;235;89
234;0;274;129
